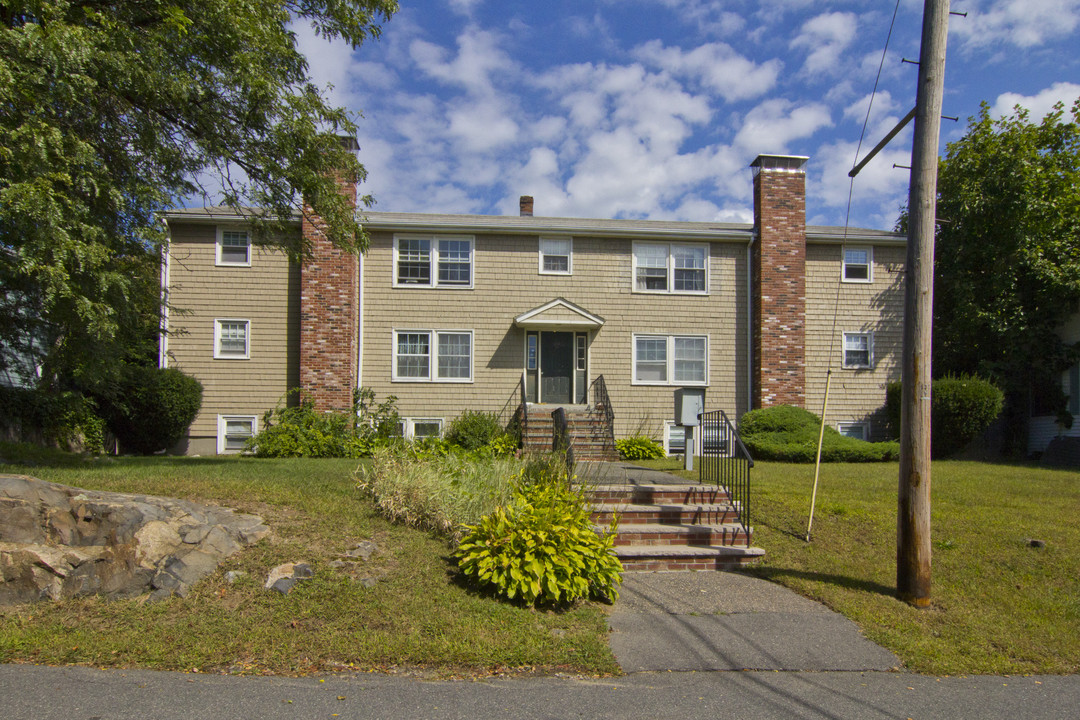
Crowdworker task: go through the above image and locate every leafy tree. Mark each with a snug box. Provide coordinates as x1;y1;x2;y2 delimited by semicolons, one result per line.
930;100;1080;453
0;0;397;391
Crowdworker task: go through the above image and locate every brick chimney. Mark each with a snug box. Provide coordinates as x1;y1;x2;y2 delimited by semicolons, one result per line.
299;136;360;412
519;195;534;217
751;154;808;409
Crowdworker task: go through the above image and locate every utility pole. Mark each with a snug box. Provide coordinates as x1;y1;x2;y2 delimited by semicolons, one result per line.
898;0;950;607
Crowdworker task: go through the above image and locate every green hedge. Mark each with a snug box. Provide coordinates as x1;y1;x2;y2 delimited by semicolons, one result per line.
740;405;899;463
885;374;1003;458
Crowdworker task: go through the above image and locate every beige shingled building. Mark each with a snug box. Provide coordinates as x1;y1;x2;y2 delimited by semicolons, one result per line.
160;153;905;456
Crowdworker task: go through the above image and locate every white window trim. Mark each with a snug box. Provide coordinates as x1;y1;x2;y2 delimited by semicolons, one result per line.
215;226;251;267
538;236;573;275
842;245;873;283
631;241;709;295
214;319;250;360
217;415;257;454
837;422;870;441
631;333;709;386
401;417;444;440
391;329;474;383
841;331;874;369
392;234;475;289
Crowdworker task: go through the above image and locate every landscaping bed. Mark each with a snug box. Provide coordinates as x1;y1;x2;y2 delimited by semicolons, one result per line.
0;443;618;678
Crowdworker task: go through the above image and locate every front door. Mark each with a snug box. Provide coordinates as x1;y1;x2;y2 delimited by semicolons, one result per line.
540;332;574;404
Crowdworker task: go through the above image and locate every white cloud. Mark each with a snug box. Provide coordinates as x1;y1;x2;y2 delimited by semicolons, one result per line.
447;0;484;16
734;99;833;152
951;0;1080;49
647;0;747;36
634;40;782;101
292;23;364;109
409;26;516;96
810;138;912;230
990;82;1080;121
789;12;858;78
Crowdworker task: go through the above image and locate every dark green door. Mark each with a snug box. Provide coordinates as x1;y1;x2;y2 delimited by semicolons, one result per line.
540;332;573;404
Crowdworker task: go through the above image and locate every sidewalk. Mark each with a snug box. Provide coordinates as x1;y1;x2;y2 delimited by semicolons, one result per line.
586;461;899;673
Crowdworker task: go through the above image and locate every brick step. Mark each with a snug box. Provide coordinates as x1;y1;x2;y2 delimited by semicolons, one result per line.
591;502;742;526
574;450;620;462
615;544;765;572
606;523;750;547
587;483;732;506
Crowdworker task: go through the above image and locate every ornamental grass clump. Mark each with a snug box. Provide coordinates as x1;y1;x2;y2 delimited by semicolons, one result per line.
454;466;622;606
356;446;519;538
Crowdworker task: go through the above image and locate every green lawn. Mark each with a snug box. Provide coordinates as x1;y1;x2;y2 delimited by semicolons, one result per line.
640;456;1080;675
4;445;1078;676
0;444;618;678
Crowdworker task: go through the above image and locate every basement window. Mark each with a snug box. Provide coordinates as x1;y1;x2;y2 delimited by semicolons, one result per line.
218;415;257;454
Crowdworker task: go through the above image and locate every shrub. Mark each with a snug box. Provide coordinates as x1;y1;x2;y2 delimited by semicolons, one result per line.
486;433;519;457
616;435;665;460
0;386;106;453
454;467;622;606
740;405;900;463
354;387;401;440
104;366;202;454
248;387;398;458
885;374;1004;458
445;410;505;451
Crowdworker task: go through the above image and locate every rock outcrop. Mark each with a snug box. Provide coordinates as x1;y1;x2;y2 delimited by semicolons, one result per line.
0;474;270;604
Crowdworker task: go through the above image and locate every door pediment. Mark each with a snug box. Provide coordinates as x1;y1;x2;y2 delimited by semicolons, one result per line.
514;298;605;330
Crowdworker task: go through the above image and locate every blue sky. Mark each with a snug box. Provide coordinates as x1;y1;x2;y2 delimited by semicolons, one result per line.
295;0;1080;231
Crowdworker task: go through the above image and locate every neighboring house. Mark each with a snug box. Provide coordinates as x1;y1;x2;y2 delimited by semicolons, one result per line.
1029;309;1080;455
159;153;906;456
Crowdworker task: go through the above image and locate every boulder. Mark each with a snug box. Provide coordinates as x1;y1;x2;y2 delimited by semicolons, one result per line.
0;474;270;604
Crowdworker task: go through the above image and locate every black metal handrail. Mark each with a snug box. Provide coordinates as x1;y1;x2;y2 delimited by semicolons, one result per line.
699;409;754;547
587;374;616;452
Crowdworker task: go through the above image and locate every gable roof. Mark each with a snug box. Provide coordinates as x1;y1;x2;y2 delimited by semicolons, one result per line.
514;298;605;330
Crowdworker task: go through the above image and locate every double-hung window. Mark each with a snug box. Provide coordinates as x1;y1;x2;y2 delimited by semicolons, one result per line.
214;319;250;359
842;332;873;369
216;228;251;266
633;242;707;294
842;246;872;282
633;334;707;385
393;330;473;382
539;237;572;274
394;235;474;288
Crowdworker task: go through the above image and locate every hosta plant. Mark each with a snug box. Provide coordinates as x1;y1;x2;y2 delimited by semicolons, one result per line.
616;435;666;460
454;474;622;606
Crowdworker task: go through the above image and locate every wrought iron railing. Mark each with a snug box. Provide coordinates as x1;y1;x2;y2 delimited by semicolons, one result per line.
518;371;527;444
699;409;754;547
587;375;616;454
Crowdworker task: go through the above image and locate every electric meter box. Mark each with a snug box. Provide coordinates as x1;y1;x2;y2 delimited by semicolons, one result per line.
674;388;705;427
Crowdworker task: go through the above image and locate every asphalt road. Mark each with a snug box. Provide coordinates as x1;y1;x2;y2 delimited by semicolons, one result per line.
3;663;1078;720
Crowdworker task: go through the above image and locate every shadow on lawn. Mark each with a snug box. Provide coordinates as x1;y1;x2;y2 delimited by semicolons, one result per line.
743;566;897;598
